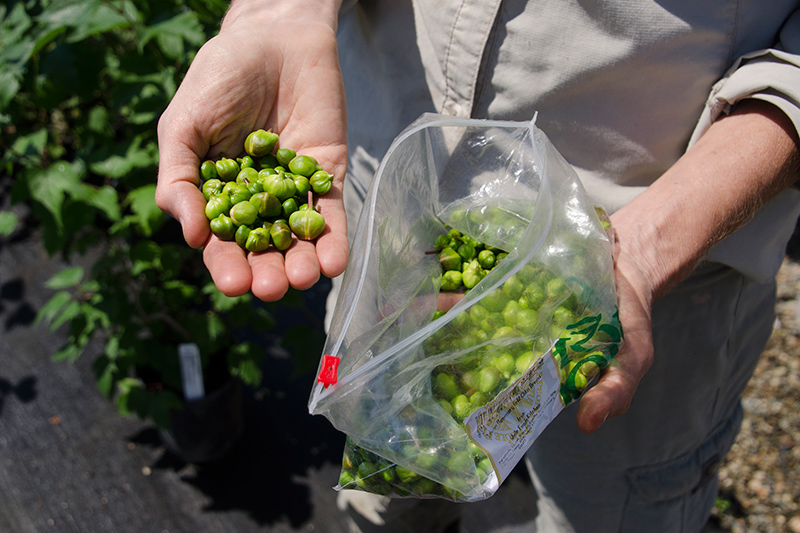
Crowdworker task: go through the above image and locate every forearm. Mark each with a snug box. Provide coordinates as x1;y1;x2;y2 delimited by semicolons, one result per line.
223;0;343;30
611;99;800;301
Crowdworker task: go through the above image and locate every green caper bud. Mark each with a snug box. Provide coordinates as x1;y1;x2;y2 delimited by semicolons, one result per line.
288;154;319;177
282;197;299;218
275;148;296;168
462;260;486;289
433;234;450;252
309;170;333;195
461;234;482;250
237;155;256;169
236;166;260;184
451;395;472;420
477;249;495;269
205;194;232;220
245;226;271;253
245;179;264;196
215;157;240;181
201;178;224;201
440;270;462;291
244;129;279;158
227;183;251;204
478;367;501;393
200;160;218;181
260;171;297;202
209;214;235;241
339;471;355;488
288;194;325;240
433;373;459;400
502;275;525;300
258;167;278;176
269;219;293;251
259;153;280;169
235;224;252;249
230;200;258;226
394;466;419;484
292;174;311;196
470;391;489;407
249;192;281;218
438;247;462;272
457;243;477;261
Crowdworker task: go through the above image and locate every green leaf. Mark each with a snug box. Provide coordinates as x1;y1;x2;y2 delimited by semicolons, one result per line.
46;299;81;331
93;354;118;398
125;184;164;236
10;129;48;161
0;211;18;236
88;136;158;179
86;106;111;134
45;266;85;289
71;184;122;222
26;161;83;229
0;69;21;110
203;282;251;313
227;343;264;387
34;290;73;326
51;343;83;363
138;11;205;57
36;0;133;43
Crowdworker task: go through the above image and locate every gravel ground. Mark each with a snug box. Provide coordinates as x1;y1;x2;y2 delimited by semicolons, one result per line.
711;257;800;533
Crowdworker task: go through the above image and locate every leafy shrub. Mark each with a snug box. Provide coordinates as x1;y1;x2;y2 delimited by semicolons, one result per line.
0;0;277;428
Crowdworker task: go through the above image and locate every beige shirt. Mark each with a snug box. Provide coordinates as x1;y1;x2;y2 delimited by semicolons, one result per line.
337;0;800;282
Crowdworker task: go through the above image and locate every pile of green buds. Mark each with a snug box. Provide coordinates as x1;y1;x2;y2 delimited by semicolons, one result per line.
433;228;508;291
199;129;333;253
337;226;622;500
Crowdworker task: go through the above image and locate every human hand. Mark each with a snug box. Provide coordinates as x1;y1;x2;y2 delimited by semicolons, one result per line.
155;1;349;301
573;99;800;434
574;234;655;434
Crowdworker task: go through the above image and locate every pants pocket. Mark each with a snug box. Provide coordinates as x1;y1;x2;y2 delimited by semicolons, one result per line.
621;406;743;533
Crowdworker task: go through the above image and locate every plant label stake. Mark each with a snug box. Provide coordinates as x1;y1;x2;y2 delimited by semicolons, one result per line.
178;343;205;401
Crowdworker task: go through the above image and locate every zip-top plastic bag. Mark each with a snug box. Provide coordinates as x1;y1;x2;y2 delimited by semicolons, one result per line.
308;113;623;502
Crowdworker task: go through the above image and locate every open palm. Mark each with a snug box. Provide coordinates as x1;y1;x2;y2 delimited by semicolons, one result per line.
156;13;349;301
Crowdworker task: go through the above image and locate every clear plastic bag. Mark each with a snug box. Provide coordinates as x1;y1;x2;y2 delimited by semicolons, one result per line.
308;113;622;502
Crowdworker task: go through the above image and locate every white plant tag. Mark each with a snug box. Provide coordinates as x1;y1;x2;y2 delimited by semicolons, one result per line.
465;350;564;484
178;343;205;401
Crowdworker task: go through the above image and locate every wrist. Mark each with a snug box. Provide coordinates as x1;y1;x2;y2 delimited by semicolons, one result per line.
222;0;343;32
609;99;799;301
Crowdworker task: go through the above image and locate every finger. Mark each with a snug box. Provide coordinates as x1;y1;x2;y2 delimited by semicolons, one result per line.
283;238;322;291
575;310;654;434
156;112;211;249
203;236;253;296
575;350;651;434
248;248;291;301
314;190;349;279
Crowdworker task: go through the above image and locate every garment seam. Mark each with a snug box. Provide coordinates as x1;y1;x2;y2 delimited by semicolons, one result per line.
711;274;747;425
442;0;468;113
470;1;505;118
726;0;742;70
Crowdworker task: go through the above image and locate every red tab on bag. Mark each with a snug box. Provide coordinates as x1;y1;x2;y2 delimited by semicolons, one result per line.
317;354;340;388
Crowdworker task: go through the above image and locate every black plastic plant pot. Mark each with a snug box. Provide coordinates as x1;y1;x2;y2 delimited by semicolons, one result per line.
158;377;244;464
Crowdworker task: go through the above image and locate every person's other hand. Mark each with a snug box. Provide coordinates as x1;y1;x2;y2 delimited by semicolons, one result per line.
155;2;348;301
573;99;800;434
574;236;655;434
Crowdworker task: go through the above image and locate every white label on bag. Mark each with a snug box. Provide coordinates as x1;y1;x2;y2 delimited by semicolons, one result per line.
178;343;205;401
465;350;564;484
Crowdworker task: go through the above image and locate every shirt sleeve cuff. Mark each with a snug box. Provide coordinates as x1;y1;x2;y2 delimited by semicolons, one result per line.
688;49;800;147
